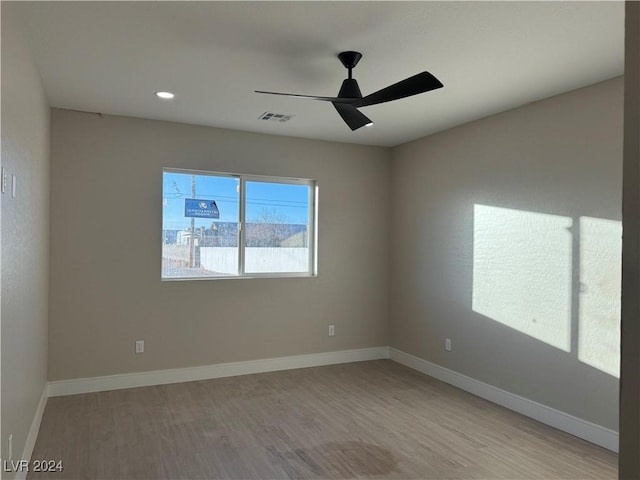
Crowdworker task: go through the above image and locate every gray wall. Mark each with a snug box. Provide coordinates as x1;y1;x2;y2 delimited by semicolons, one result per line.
1;3;50;473
620;1;640;476
390;77;623;430
48;110;390;381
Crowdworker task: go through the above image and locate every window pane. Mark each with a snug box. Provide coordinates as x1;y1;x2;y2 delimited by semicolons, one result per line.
162;172;239;279
245;181;310;273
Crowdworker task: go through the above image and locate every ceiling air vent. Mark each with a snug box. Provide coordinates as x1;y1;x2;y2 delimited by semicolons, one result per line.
258;112;295;123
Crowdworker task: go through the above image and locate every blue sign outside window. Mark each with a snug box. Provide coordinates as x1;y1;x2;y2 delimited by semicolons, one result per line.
184;199;220;218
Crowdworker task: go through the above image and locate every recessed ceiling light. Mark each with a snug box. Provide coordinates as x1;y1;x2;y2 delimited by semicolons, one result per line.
365;122;374;127
155;91;174;99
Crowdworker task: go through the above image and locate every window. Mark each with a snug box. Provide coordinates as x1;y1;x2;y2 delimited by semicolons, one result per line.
162;169;317;280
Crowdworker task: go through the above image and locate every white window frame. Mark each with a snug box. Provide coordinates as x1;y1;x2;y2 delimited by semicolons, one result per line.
162;167;318;280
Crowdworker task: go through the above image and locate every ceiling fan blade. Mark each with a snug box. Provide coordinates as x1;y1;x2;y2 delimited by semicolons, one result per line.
333;103;373;131
354;72;443;108
255;91;356;103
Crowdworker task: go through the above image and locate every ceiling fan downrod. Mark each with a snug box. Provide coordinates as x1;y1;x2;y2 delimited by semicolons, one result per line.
337;51;363;99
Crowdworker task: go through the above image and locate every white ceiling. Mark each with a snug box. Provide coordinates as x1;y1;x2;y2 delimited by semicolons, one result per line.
14;1;624;147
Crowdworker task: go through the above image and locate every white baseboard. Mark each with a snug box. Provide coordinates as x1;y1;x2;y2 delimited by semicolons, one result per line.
15;385;49;480
48;347;390;397
389;348;619;452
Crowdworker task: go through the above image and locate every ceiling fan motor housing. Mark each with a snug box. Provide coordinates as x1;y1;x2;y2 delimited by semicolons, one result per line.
338;79;362;99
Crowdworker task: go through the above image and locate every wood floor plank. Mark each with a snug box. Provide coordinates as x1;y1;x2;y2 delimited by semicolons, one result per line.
28;360;617;479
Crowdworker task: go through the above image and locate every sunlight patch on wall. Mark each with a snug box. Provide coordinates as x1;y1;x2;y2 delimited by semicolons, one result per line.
472;205;572;352
579;217;621;378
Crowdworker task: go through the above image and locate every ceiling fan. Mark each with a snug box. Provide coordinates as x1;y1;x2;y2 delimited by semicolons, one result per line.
255;51;443;131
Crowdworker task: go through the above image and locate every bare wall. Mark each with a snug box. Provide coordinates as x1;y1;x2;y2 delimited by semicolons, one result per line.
1;3;50;472
390;77;623;430
49;110;390;381
619;1;640;475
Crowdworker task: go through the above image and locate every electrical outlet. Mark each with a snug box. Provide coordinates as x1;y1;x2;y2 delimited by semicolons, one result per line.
11;174;17;198
8;433;13;461
328;325;335;336
1;167;6;194
135;340;144;353
445;338;452;352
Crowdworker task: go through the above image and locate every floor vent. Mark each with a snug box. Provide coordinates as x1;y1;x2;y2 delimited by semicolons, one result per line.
258;112;295;122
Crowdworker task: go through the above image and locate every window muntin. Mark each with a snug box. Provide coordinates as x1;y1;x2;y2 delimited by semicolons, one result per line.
162;169;316;280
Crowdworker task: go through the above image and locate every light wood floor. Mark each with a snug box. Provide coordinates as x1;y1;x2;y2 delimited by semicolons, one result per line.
29;360;617;479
